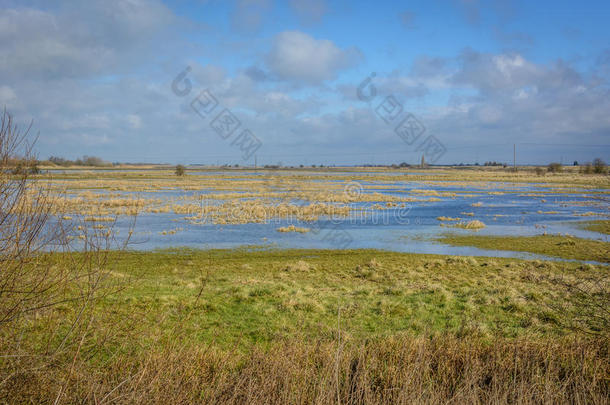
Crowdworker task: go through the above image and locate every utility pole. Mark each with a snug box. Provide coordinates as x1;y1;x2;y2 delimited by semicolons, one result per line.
513;144;516;172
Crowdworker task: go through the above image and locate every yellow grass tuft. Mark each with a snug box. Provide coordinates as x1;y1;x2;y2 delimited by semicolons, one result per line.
277;225;310;233
445;220;486;230
84;216;115;222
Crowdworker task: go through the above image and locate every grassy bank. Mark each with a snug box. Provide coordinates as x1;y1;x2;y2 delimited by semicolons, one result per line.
577;219;610;235
439;234;610;263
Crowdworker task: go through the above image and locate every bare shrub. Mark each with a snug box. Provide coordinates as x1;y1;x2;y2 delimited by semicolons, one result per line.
0;110;137;402
0;109;59;325
593;158;607;174
547;162;562;173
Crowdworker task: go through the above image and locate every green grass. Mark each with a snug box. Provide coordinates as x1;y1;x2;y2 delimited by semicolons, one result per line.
39;248;607;351
577;219;610;235
439;234;609;263
5;248;609;403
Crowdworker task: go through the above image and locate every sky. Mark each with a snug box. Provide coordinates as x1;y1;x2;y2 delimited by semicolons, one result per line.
0;0;609;166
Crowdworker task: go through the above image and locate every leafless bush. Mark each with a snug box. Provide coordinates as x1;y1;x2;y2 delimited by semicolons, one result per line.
593;158;607;174
547;162;562;173
0;109;61;325
0;110;137;403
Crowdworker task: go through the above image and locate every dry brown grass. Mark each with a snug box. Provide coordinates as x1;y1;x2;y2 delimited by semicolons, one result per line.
2;335;607;404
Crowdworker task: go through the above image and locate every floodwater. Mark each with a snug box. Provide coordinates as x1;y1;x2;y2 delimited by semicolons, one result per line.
65;172;608;262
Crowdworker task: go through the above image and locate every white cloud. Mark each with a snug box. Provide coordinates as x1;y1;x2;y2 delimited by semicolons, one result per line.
0;0;176;80
451;49;542;92
266;31;361;84
0;1;607;165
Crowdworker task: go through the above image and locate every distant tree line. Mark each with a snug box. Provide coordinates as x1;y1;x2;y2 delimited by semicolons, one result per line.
483;161;507;167
580;158;608;174
47;155;111;167
539;158;607;175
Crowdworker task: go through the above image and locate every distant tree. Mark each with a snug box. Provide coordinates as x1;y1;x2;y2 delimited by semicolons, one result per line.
547;162;562;173
175;164;186;176
49;156;72;166
573;161;579;166
592;158;607;174
81;155;107;166
534;167;545;176
399;162;409;168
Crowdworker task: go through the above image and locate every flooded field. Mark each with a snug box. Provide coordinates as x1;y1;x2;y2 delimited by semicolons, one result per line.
45;167;609;261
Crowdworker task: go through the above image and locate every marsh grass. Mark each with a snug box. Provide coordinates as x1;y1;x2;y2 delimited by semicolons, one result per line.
440;233;610;263
577;219;610;235
32;166;609;229
441;220;486;230
277;225;310;233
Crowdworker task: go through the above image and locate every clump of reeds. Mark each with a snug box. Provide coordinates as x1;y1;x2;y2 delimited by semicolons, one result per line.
443;220;486;230
277;225;310;233
437;216;461;221
84;216;116;222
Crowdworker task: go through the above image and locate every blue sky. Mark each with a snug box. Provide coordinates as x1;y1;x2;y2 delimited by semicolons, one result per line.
1;0;609;165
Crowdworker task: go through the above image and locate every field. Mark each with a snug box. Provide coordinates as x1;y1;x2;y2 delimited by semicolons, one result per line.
5;1;610;402
2;166;609;403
